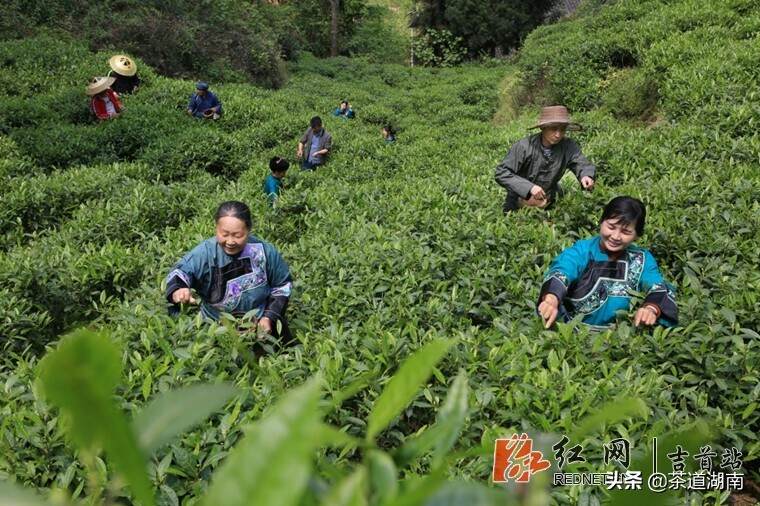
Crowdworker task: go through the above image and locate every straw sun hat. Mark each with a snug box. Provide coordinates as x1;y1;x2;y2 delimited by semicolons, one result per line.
86;76;116;96
109;55;137;76
529;105;582;130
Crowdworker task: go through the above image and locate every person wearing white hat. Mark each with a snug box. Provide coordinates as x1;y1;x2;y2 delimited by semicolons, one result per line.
108;55;141;95
495;105;596;213
87;76;123;121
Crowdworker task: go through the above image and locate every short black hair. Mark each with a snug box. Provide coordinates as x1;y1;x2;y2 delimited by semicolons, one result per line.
310;116;322;129
215;200;252;229
269;156;289;173
600;196;646;235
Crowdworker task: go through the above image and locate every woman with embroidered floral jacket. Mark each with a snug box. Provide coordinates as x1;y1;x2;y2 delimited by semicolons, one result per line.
537;196;677;329
166;201;292;337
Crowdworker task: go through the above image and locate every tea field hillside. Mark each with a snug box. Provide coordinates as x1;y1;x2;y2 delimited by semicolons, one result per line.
1;0;760;504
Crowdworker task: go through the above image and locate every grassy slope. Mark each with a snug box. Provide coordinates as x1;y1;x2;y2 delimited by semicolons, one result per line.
368;0;413;35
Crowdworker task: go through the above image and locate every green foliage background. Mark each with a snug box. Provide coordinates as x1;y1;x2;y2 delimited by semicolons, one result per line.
0;0;759;504
410;0;555;58
0;0;408;86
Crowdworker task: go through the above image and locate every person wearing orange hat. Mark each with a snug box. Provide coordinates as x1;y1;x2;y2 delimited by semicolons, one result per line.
108;55;141;95
495;105;596;213
86;76;123;121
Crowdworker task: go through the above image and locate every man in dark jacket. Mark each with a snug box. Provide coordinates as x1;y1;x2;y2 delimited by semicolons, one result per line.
495;106;596;213
297;116;332;170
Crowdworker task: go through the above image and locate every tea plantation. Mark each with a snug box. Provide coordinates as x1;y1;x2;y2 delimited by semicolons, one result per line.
1;0;759;504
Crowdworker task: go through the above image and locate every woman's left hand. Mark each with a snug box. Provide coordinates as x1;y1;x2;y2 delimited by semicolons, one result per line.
258;317;273;334
634;305;658;326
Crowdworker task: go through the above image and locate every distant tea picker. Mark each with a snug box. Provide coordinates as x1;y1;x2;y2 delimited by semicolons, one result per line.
333;99;355;119
264;156;290;206
187;81;222;119
495;106;596;213
86;76;123;121
108;54;140;95
297;116;332;170
382;124;396;144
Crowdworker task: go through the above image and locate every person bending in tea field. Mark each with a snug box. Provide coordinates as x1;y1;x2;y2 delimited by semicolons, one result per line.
264;156;289;205
108;55;140;95
333;100;355;119
87;76;123;120
166;201;292;337
495;106;595;213
537;196;678;330
187;81;222;119
297;116;332;170
382;124;396;144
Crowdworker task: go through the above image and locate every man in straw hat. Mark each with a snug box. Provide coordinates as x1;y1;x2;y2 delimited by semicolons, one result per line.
187;81;222;120
87;76;123;121
108;54;140;95
495;105;595;213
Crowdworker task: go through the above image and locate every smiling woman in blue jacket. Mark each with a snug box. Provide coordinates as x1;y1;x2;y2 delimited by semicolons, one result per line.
537;196;678;330
166;201;292;337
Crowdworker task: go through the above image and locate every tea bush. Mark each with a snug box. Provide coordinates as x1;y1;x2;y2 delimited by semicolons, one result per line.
599;67;658;120
0;1;759;504
0;163;153;245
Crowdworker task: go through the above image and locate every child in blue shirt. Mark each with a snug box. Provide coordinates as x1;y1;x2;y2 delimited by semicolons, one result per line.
263;157;289;205
382;124;396;144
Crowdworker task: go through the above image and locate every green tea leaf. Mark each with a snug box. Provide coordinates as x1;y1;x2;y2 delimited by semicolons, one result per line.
316;423;362;449
201;377;322;506
327;372;373;410
395;424;444;469
741;402;757;421
387;470;447;506
395;370;469;468
37;329;153;506
368;450;398;506
570;397;648;440
321;467;368;506
432;370;469;467
133;383;238;454
367;339;456;440
421;481;514;506
0;480;51;506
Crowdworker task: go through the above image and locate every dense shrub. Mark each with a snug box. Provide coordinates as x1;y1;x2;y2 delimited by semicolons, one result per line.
344;4;409;64
1;0;288;86
0;135;36;178
411;0;555;57
1;0;408;83
599;67;658;120
0;173;221;339
517;0;756;119
0;163;151;247
410;28;467;67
